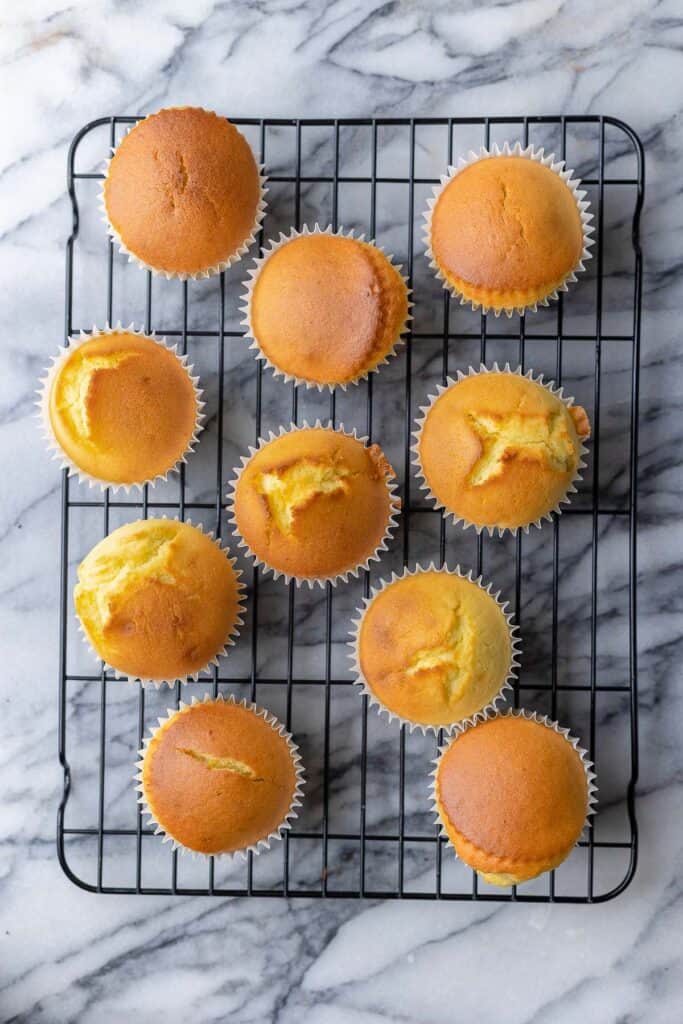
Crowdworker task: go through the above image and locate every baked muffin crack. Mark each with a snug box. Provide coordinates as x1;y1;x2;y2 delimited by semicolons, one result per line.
405;604;475;705
56;351;138;440
177;747;263;780
255;457;352;536
176;151;188;193
76;526;177;632
467;409;575;486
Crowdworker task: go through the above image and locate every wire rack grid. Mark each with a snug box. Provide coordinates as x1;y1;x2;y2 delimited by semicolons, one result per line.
58;114;644;902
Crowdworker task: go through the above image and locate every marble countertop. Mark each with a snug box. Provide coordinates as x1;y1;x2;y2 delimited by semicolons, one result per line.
2;2;682;1022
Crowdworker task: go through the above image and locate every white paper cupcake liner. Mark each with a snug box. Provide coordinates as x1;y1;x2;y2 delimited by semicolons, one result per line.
348;562;521;735
134;692;305;860
431;707;599;865
412;362;590;537
240;224;413;391
76;518;246;688
99;109;268;281
36;323;205;493
423;141;595;317
226;420;401;588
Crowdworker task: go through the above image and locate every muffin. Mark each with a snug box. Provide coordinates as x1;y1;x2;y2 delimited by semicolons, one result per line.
414;365;591;533
351;565;519;731
229;424;400;586
102;106;265;279
425;143;592;315
434;710;596;886
40;326;202;488
138;695;304;856
243;227;410;388
75;519;244;684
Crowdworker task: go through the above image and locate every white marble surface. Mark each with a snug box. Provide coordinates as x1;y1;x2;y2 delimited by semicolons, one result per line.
2;1;682;1021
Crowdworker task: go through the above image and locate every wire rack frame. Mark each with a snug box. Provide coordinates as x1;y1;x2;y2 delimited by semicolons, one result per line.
58;115;644;902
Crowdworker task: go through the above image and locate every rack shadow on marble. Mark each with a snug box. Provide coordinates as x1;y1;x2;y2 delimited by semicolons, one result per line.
58;114;644;902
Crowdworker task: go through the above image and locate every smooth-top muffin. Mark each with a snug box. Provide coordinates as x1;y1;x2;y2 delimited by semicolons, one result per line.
47;330;199;486
247;231;409;387
75;519;242;683
429;155;585;313
231;427;399;584
356;568;515;729
435;713;591;885
417;369;591;531
104;107;262;277
141;699;301;855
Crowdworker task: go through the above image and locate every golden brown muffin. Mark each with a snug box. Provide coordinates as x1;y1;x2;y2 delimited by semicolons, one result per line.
46;330;200;486
140;698;302;855
247;231;410;387
356;568;516;729
75;519;243;683
435;713;592;885
231;427;399;584
416;369;591;532
428;154;586;313
104;107;262;278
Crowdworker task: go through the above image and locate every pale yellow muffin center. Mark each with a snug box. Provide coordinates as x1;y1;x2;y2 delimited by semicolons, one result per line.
176;747;262;779
77;521;177;637
358;570;513;727
74;519;242;682
48;332;199;486
417;372;591;530
467;409;576;486
233;428;396;582
55;350;136;440
255;457;351;536
405;602;476;705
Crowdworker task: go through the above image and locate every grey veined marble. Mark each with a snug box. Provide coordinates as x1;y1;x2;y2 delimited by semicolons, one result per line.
1;2;682;1022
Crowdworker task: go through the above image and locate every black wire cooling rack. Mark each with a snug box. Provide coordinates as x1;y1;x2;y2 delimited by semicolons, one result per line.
58;115;644;902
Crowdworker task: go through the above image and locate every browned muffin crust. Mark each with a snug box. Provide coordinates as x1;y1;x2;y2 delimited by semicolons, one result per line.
418;371;590;530
430;156;584;311
48;331;198;485
104;107;261;276
232;427;398;582
250;233;409;385
142;700;298;854
75;519;242;681
436;714;590;884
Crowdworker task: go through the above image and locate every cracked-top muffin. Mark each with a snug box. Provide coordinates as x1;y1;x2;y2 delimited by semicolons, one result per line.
245;229;410;388
427;150;589;315
353;567;517;730
103;106;263;278
415;367;591;532
435;711;595;886
74;519;243;684
139;697;303;856
230;426;399;585
43;328;201;488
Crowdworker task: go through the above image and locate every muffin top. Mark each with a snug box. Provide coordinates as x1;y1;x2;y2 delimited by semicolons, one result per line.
358;569;513;727
249;233;409;386
104;107;261;277
75;519;242;682
418;371;590;530
437;714;589;867
142;700;298;855
430;156;584;307
48;331;198;485
232;427;398;582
